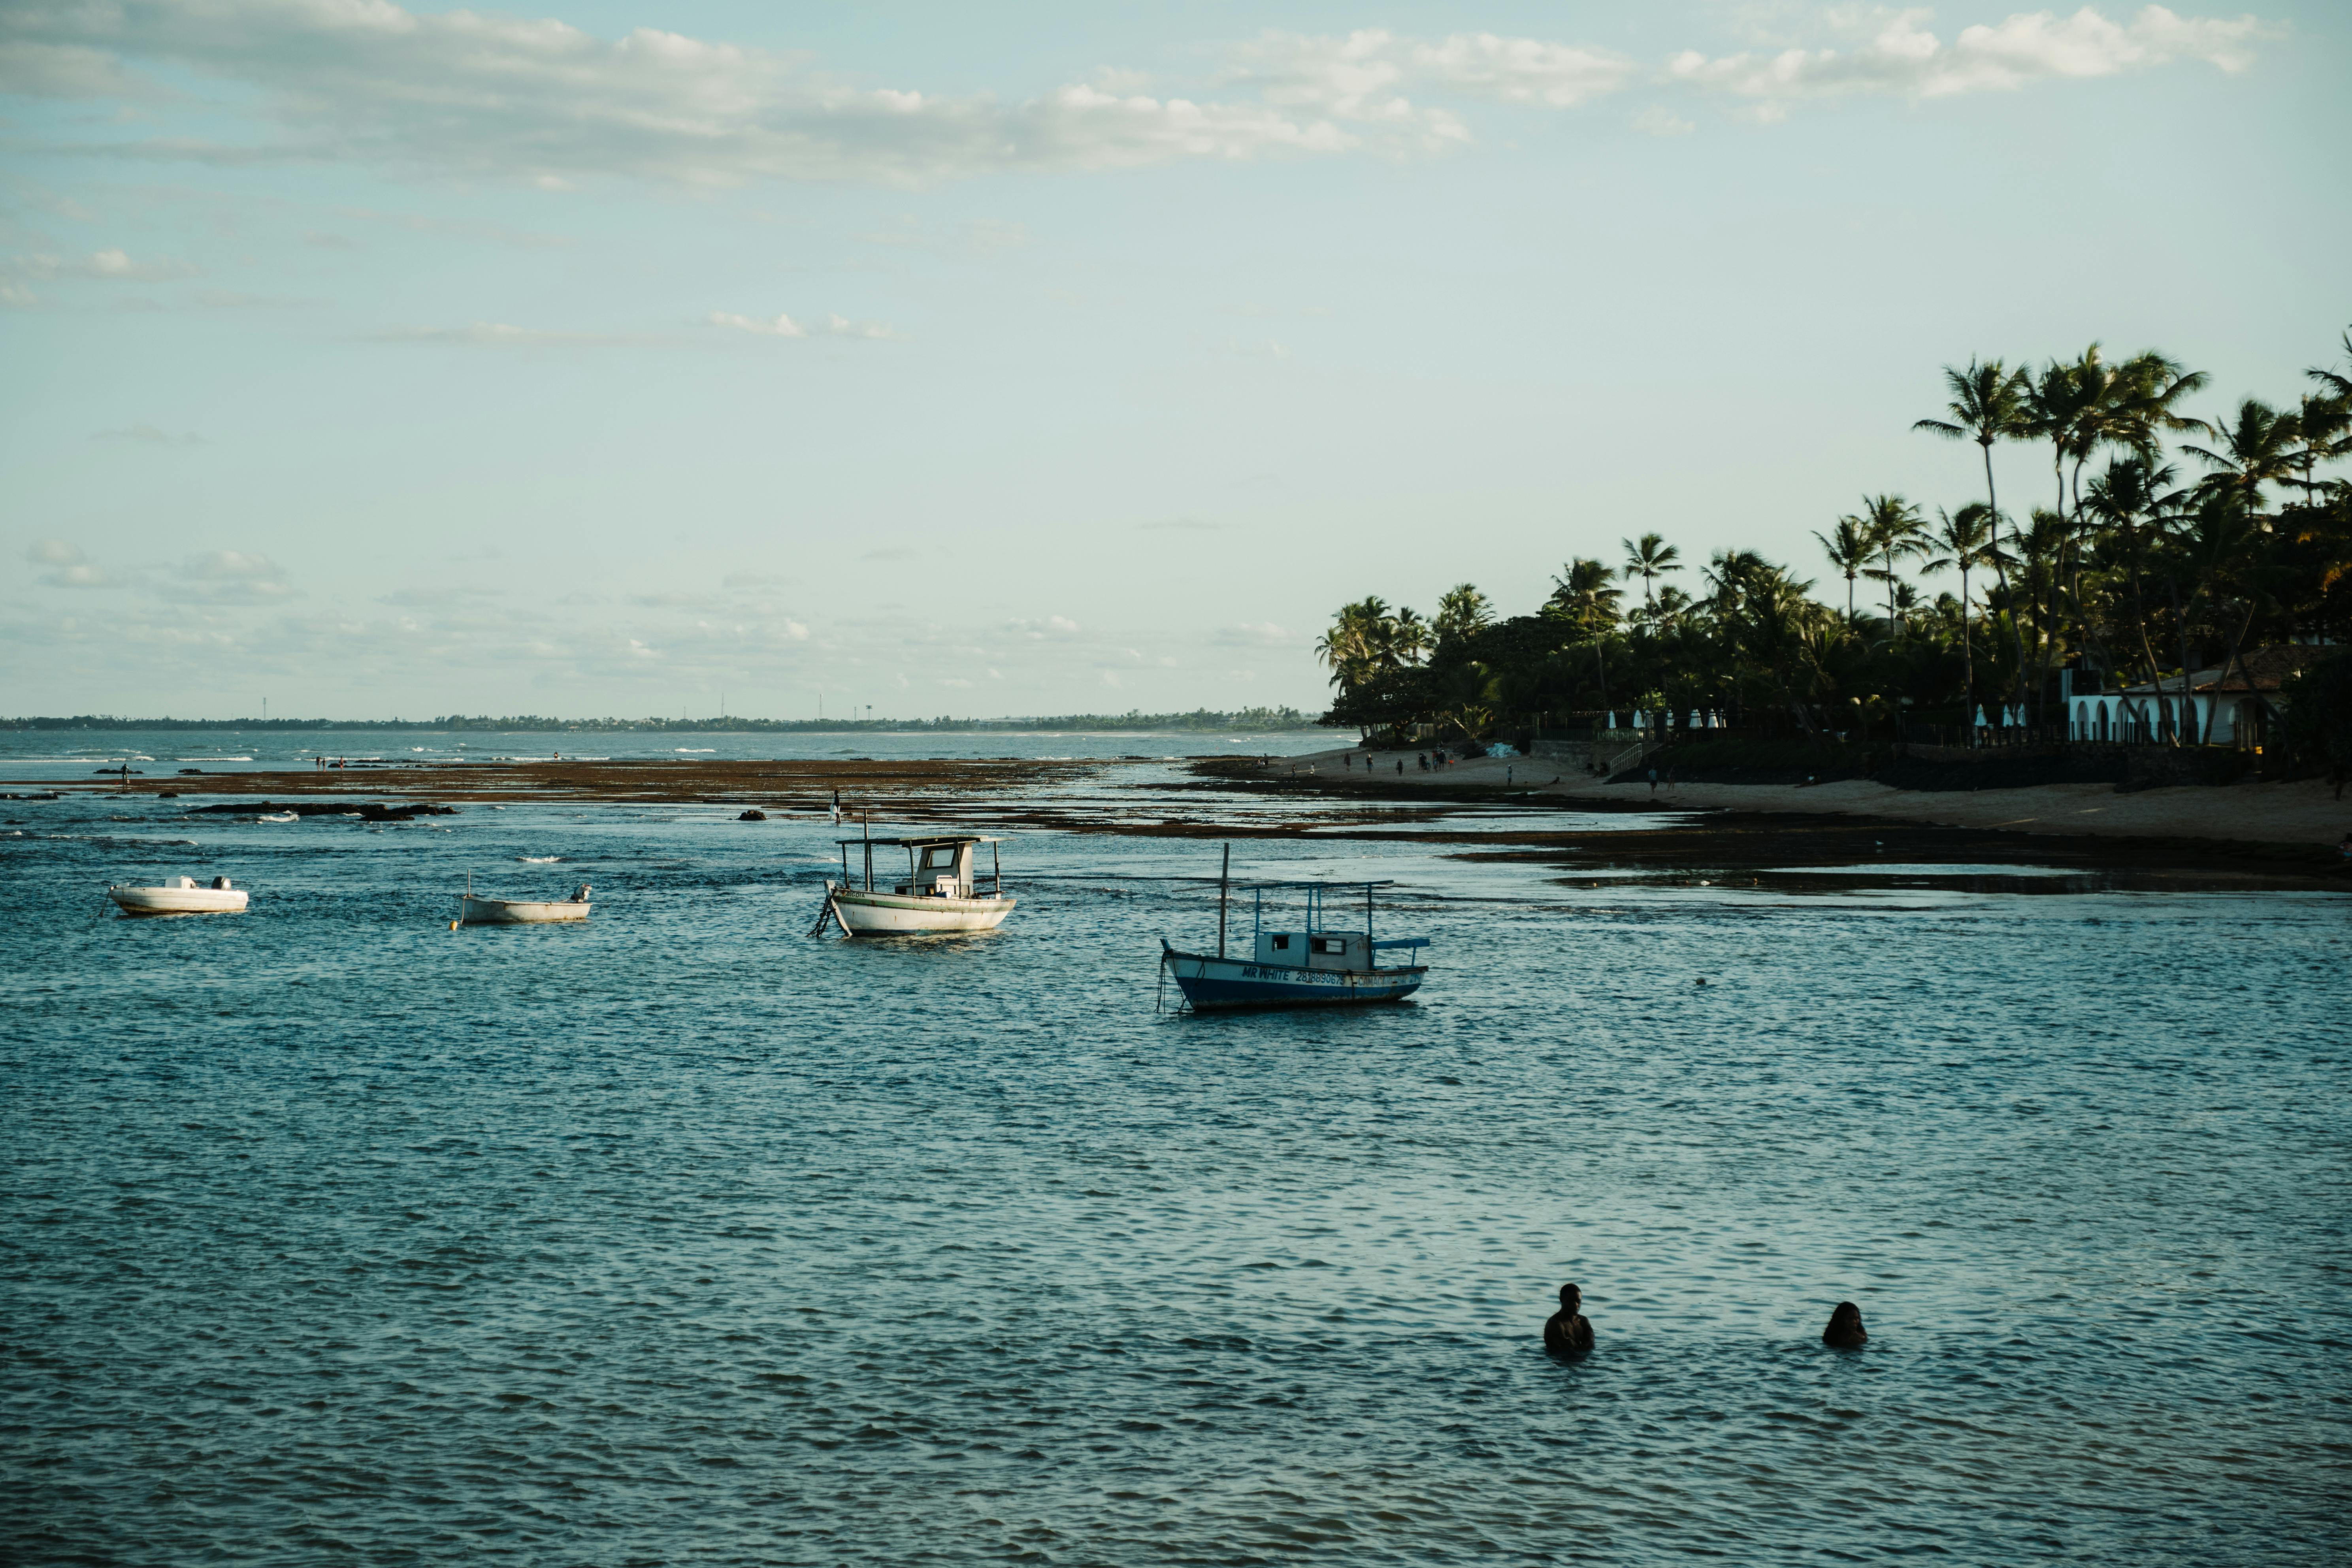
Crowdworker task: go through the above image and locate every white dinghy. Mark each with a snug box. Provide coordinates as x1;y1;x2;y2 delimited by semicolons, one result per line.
457;873;592;925
816;832;1013;937
109;875;249;915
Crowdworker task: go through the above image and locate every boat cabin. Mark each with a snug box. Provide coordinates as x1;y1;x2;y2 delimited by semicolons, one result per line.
1256;930;1374;972
835;834;1006;900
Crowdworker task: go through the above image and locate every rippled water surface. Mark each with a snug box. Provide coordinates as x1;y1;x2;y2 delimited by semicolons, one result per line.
5;791;2348;1564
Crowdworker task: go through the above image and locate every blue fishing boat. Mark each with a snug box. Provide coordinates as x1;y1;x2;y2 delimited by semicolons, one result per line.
1159;846;1430;1011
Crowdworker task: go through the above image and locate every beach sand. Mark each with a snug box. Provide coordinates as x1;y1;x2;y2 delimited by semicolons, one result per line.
1246;746;2352;850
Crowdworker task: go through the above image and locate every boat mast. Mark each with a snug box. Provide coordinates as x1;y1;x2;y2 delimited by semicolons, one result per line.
1217;842;1229;959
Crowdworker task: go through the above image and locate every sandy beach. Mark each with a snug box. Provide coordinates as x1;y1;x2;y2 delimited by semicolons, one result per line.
1242;746;2352;850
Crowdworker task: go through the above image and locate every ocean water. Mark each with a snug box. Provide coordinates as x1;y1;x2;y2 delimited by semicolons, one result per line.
4;787;2348;1564
0;726;1340;780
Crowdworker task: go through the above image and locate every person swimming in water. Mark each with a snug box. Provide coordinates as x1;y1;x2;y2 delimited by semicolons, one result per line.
1822;1301;1867;1347
1544;1283;1594;1357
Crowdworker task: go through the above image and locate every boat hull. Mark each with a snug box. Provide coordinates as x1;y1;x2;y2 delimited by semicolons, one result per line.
1161;947;1425;1010
108;886;248;915
460;895;590;925
829;884;1014;935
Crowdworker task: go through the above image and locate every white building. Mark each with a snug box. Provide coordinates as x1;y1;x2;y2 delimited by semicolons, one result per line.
2067;646;2327;746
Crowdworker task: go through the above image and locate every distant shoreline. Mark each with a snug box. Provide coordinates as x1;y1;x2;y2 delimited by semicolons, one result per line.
0;712;1325;735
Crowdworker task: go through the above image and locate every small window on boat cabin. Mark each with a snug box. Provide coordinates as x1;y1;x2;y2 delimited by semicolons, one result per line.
1270;934;1290;950
1312;937;1347;955
922;846;957;869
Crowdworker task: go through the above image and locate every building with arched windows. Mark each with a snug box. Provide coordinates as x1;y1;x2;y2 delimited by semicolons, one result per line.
2066;646;2328;747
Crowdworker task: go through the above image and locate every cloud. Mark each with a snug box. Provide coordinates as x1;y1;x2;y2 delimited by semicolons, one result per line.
175;548;294;603
1008;615;1081;638
27;541;119;588
1217;621;1296;646
2;249;198;291
1632;105;1697;136
6;0;1365;186
707;309;897;339
1231;28;1634;128
376;585;501;606
1666;6;2272;103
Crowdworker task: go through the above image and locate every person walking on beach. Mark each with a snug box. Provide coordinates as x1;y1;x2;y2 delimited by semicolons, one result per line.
1647;766;1658;796
1545;1283;1594;1358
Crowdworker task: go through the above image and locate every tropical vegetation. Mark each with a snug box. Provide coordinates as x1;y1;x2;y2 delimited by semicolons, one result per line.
1317;328;2352;752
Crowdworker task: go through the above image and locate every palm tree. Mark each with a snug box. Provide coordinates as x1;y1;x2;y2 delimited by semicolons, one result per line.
2081;456;2184;712
1927;502;1996;736
1387;606;1431;667
2306;324;2352;403
1549;558;1622;709
1433;583;1492;648
1315;596;1389;691
1619;533;1682;609
2184;398;2304;518
1811;516;1871;623
1916;357;2032;712
1854;494;1928;633
1547;558;1623;633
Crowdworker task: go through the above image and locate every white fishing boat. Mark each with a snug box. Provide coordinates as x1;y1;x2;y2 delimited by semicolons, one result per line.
1159;847;1429;1010
816;832;1013;936
457;874;592;925
108;876;249;915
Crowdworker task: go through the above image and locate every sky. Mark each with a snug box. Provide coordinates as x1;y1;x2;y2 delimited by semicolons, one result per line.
3;1;2346;721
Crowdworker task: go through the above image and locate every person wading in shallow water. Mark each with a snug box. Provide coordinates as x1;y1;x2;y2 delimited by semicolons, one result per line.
1544;1283;1594;1357
1822;1302;1867;1347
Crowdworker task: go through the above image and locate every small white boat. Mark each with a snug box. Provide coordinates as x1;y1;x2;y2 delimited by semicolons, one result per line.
818;833;1014;936
109;876;249;915
458;877;592;925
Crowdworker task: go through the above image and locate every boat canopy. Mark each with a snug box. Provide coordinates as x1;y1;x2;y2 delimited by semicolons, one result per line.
832;834;1005;847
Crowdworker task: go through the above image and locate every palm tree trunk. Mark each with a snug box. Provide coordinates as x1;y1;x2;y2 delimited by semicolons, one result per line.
1983;439;2029;733
1960;562;1974;745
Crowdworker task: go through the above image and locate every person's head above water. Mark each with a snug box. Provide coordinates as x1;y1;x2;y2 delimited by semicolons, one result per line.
1822;1301;1866;1346
1558;1283;1581;1311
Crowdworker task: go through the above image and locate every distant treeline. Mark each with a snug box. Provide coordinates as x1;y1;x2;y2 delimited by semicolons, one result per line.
2;707;1316;734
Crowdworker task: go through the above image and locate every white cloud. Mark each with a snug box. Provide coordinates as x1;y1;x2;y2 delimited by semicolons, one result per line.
2;248;198;286
709;310;805;338
1218;621;1296;646
1228;28;1632;147
175;549;293;603
27;542;118;588
1008;615;1081;639
707;309;898;340
0;3;2268;188
1666;6;2271;103
1632;105;1698;136
5;0;1362;186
